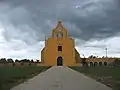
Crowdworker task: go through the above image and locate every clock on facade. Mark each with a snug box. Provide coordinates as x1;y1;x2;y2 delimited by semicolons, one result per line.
58;28;61;31
57;32;63;38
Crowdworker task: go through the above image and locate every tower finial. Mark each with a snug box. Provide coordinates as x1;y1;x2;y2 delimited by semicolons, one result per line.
58;20;62;24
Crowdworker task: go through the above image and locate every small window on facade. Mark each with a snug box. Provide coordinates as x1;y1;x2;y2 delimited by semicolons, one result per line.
58;46;62;51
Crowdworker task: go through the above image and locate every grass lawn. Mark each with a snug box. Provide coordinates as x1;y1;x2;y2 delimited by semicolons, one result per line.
0;66;51;90
69;66;120;90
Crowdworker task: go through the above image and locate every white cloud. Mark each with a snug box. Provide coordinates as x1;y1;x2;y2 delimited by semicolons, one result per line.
0;24;45;60
76;36;120;58
0;39;44;60
0;0;119;60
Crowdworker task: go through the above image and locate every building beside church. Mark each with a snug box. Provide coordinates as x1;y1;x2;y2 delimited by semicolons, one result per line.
40;21;81;66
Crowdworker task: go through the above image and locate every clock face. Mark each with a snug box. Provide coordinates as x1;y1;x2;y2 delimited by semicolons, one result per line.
58;28;61;31
57;32;63;38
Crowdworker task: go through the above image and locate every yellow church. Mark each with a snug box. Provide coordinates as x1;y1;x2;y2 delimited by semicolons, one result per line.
40;20;81;66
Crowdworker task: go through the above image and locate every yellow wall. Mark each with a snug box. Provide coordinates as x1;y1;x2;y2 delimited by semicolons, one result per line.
40;21;81;66
44;37;76;66
75;48;82;63
41;47;45;63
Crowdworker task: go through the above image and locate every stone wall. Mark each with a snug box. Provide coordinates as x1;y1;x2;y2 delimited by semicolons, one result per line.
0;62;38;67
85;58;115;66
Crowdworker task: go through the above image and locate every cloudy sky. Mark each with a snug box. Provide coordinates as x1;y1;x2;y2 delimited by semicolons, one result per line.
0;0;120;60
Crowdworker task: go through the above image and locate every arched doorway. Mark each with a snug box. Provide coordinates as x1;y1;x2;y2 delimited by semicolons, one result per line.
104;62;107;66
94;62;98;67
57;56;63;66
90;62;94;67
99;62;102;66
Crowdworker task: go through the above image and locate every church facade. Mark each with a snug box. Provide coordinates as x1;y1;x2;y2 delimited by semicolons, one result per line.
40;21;81;66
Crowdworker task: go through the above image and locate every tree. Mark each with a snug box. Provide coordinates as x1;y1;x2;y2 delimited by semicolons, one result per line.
0;58;7;64
7;58;14;63
88;55;94;58
15;59;19;62
36;59;39;63
102;56;105;58
31;59;34;63
88;55;97;58
93;56;97;58
20;59;30;63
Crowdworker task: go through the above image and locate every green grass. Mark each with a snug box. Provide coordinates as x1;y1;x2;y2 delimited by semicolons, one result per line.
69;66;120;90
0;66;51;90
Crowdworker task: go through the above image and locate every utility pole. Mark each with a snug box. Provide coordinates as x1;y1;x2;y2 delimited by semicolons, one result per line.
105;48;107;58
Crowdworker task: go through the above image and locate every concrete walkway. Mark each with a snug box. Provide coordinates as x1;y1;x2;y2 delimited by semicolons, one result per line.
11;66;112;90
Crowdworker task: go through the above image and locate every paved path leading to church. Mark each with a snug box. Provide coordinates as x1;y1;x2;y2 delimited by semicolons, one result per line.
11;66;112;90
